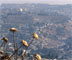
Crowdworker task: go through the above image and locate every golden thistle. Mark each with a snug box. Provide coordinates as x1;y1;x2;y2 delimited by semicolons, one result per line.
0;51;4;54
21;40;28;47
35;54;41;60
2;37;8;43
33;32;39;39
21;50;26;57
8;55;12;59
10;28;17;32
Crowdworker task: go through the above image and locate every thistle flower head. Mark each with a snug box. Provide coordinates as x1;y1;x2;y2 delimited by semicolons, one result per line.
33;32;39;39
0;51;4;54
35;54;41;60
21;50;26;57
21;40;28;47
10;28;17;32
2;37;8;43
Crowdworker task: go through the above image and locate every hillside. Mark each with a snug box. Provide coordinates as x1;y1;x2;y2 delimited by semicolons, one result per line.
0;4;72;59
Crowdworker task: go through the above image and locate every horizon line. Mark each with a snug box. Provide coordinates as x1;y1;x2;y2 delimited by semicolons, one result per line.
0;3;72;5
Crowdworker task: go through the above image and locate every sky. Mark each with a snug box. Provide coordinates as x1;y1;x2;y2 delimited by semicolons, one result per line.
0;0;72;5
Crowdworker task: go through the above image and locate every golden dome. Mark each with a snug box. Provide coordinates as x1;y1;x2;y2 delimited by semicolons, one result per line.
33;32;39;39
2;37;8;43
19;8;23;12
0;51;4;54
35;54;41;60
10;28;17;32
21;40;28;47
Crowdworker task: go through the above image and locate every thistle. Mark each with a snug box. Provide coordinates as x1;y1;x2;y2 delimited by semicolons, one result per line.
10;28;17;32
2;37;8;43
35;54;41;60
0;51;4;54
21;40;28;47
33;32;39;39
9;27;18;60
0;37;8;51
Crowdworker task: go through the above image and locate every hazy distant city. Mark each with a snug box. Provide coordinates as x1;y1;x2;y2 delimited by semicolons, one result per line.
0;3;72;60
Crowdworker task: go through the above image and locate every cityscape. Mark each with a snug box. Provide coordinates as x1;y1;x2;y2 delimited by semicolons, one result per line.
0;3;72;60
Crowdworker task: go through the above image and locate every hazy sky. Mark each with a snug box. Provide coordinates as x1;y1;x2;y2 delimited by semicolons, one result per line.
0;0;72;5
